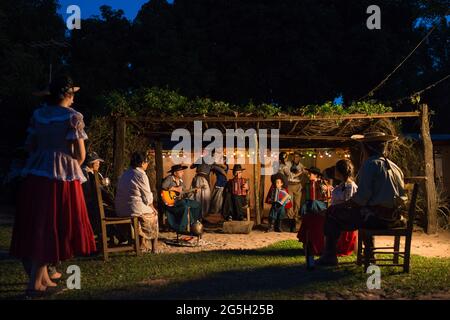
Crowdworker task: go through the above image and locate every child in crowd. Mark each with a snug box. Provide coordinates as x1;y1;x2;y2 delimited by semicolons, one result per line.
265;173;292;232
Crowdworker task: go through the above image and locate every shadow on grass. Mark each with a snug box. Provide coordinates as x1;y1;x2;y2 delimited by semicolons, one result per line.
90;260;359;300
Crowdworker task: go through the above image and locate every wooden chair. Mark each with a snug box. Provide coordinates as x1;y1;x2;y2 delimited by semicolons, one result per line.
356;177;422;273
93;171;142;261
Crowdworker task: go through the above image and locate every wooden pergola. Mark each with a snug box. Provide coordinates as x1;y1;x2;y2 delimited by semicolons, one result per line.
112;104;438;234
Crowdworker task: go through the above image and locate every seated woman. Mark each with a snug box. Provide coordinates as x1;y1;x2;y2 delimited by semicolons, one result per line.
265;173;292;232
297;161;358;256
162;164;202;233
329;159;358;255
115;152;159;253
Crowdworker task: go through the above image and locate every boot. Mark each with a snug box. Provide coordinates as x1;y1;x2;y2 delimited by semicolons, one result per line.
289;219;297;233
267;218;274;232
274;219;281;232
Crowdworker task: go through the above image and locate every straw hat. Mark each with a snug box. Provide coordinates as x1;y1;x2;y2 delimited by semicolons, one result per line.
351;131;398;143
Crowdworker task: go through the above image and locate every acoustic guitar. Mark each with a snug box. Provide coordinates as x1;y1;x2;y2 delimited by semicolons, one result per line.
161;188;199;207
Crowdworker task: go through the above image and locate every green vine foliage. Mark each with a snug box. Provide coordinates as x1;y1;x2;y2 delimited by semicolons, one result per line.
90;87;394;185
99;87;392;118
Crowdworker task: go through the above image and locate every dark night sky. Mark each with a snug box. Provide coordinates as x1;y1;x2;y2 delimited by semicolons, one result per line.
58;0;174;20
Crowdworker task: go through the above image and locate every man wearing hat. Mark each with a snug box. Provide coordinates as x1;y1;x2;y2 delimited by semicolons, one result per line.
280;151;305;232
317;132;407;266
162;164;202;233
82;152;114;236
223;164;249;221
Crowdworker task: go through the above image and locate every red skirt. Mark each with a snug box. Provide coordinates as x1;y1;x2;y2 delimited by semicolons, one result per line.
10;175;97;263
297;214;357;256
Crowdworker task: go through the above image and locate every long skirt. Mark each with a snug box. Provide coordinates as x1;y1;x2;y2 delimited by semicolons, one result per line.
10;175;97;264
297;214;357;256
210;186;224;214
192;175;211;217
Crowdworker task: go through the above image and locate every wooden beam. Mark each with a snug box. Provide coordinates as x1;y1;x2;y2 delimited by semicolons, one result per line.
138;132;353;141
420;104;438;234
113;117;126;182
126;111;420;123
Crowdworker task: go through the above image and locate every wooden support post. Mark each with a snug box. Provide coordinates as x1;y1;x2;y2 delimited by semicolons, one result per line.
420;104;437;234
259;170;265;224
253;133;261;225
113;117;126;182
154;139;165;226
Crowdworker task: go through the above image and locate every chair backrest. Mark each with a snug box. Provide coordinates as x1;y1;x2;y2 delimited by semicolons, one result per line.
93;171;106;221
406;183;419;232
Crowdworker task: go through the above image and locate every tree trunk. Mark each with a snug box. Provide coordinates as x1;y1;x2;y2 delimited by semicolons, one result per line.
420;104;437;234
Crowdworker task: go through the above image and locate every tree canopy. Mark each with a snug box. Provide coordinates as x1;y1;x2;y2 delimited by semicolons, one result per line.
0;0;448;158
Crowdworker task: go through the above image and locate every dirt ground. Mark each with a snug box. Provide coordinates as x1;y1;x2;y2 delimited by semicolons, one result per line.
157;214;450;258
1;206;449;258
158;228;450;258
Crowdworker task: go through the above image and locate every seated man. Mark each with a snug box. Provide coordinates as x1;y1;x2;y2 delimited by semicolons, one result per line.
162;164;202;233
82;152;115;236
115;152;159;253
317;132;407;266
223;164;249;221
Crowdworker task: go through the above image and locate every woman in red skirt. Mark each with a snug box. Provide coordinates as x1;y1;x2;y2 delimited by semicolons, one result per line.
10;75;96;296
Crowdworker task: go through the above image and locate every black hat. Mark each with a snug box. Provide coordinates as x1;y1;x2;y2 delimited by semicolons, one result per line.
232;164;245;175
168;164;188;173
85;152;104;164
305;166;322;176
271;172;288;188
34;75;80;97
279;152;288;160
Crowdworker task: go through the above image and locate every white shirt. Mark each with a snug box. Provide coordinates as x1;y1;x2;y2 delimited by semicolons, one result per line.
281;160;304;183
115;167;155;217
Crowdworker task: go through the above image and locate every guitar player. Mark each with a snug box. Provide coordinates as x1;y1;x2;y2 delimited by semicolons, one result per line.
161;164;203;233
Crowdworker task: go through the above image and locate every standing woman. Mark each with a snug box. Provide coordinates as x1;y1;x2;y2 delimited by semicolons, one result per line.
10;75;96;296
191;163;212;219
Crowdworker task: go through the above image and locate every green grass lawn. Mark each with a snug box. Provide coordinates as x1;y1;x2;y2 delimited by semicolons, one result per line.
1;224;449;300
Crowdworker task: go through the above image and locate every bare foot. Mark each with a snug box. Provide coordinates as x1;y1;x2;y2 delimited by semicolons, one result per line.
28;284;47;292
50;272;62;280
42;279;58;287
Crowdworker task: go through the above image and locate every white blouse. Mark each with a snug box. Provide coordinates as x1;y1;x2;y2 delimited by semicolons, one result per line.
115;167;155;217
22;105;88;182
331;181;358;206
